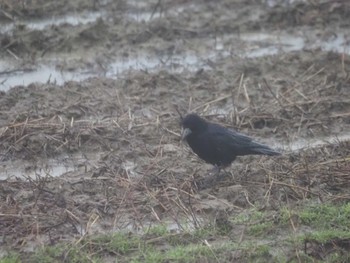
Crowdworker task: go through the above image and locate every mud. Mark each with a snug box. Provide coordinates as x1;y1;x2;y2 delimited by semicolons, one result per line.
0;0;350;260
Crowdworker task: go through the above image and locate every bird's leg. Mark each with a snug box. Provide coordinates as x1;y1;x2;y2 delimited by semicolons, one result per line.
216;165;234;181
206;165;232;186
222;167;234;179
208;165;221;176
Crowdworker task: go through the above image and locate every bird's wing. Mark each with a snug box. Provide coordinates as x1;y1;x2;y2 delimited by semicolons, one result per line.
211;125;280;156
207;124;253;151
212;124;251;141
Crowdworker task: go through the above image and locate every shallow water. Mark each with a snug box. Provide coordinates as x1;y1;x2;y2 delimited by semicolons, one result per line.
0;11;103;34
1;132;349;181
0;153;94;180
0;161;75;180
0;5;194;34
1;13;349;91
0;63;94;89
279;132;350;152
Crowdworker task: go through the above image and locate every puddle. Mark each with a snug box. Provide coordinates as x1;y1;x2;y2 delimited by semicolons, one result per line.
0;64;95;90
126;0;152;9
0;30;305;90
265;0;307;7
107;52;209;77
225;31;349;57
26;12;102;30
0;5;194;34
126;4;198;22
0;153;95;180
311;32;350;54
0;53;209;91
205;31;305;58
0;11;102;34
239;32;305;57
0;161;75;180
127;11;162;22
1;29;349;90
276;132;350;152
4;133;348;180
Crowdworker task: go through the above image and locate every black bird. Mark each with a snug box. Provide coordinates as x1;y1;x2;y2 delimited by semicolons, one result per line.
181;114;280;168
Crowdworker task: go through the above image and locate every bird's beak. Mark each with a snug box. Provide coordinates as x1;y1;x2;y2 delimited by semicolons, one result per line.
181;128;192;141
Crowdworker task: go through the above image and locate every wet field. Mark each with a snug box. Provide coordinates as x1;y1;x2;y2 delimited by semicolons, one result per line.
1;0;350;261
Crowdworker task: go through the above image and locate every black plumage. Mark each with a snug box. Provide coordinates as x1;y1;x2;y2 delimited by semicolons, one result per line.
181;114;280;168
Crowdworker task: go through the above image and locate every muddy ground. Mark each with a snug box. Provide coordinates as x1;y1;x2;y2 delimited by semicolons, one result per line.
0;0;350;261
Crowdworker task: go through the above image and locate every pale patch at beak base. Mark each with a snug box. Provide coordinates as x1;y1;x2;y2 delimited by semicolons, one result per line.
181;128;192;141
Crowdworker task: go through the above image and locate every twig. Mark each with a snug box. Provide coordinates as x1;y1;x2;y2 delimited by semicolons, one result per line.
191;94;231;112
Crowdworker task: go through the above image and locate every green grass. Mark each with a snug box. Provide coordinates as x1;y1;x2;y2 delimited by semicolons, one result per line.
0;253;21;263
299;203;350;230
305;229;350;243
146;225;168;236
248;221;274;236
2;202;350;263
297;203;350;263
231;209;276;237
29;244;100;263
84;231;146;258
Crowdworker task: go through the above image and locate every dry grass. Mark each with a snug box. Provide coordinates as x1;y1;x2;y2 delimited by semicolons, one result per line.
1;50;350;255
1;0;350;261
1;125;349;250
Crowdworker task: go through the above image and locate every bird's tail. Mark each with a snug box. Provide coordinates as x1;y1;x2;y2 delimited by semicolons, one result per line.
249;141;281;156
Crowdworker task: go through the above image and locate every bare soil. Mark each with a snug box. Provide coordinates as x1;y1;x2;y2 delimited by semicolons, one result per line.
0;0;350;261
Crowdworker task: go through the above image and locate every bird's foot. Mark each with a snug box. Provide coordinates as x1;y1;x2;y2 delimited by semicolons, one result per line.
208;166;233;182
208;166;221;176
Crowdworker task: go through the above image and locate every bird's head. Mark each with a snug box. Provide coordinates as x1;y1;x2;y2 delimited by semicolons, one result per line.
181;114;208;140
